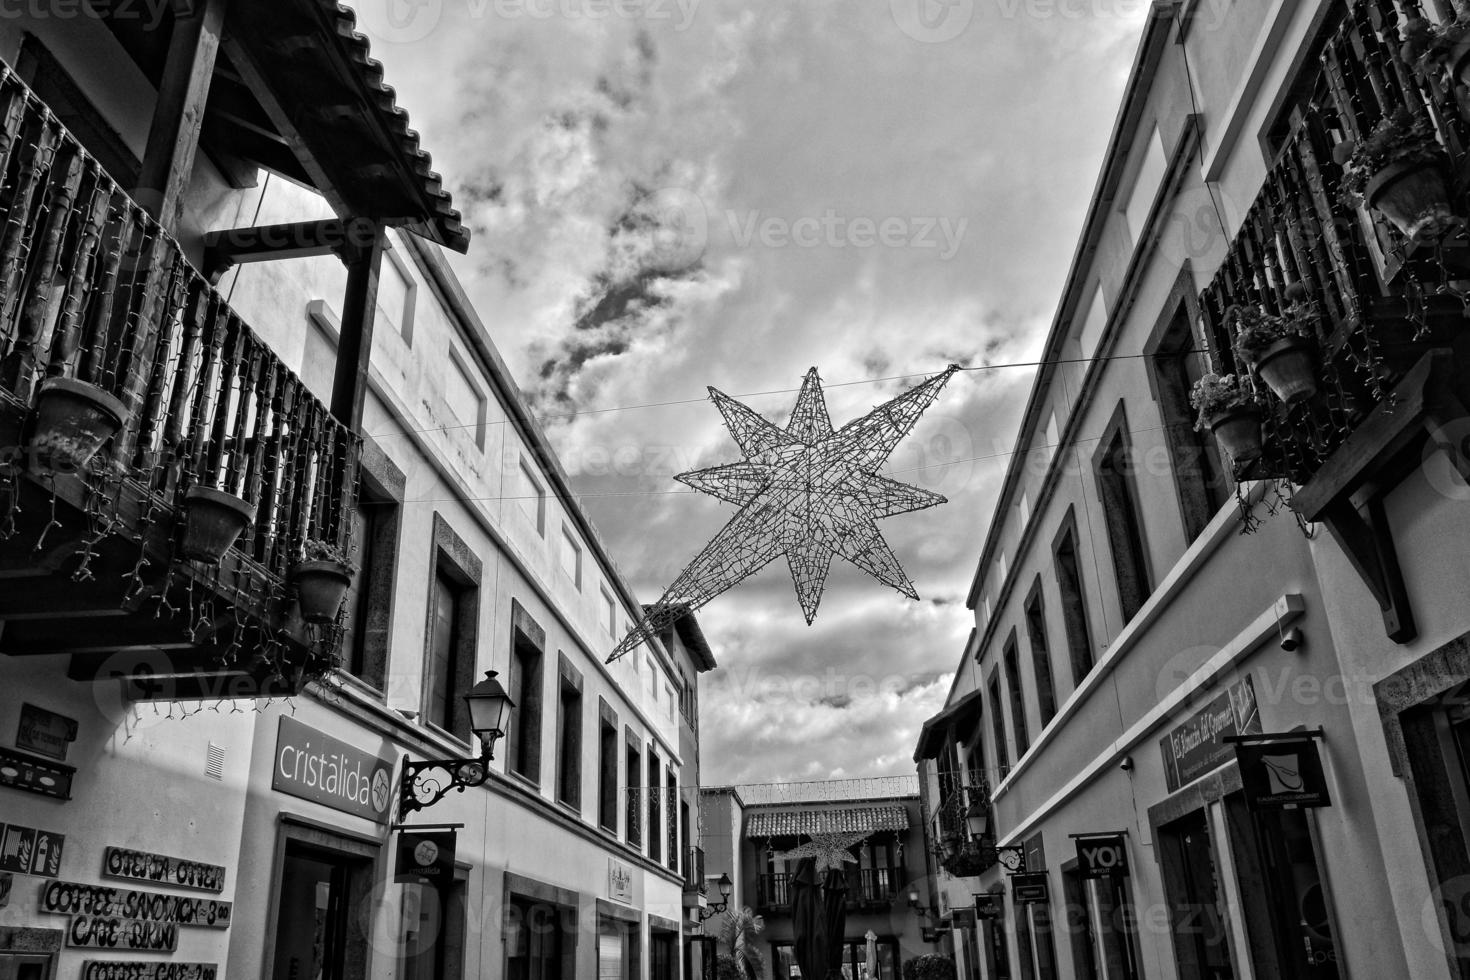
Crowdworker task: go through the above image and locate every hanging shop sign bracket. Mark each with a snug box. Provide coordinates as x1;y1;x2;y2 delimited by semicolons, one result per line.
1225;729;1331;811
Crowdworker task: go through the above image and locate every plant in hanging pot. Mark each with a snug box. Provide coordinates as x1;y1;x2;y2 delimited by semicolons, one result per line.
291;540;356;625
27;377;128;475
1337;107;1461;244
1190;372;1263;467
1402;14;1470;96
179;486;256;564
1230;303;1319;406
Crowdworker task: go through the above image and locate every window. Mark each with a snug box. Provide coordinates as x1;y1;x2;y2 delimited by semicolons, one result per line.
376;242;417;344
556;655;583;808
647;746;662;863
560;527;583;589
602;588;617;636
665;684;675;722
1094;406;1154;624
445;351;487;449
1123;126;1167;243
507;603;546;784
1147;282;1230;543
1024;579;1058;726
1078;284;1108;362
598;701;619;832
1002;632;1030;756
423;516;480;742
1018;490;1031;530
1053;510;1095;686
516;460;546;535
988;673;1010;773
666;769;679;871
342;464;402;692
997;550;1008;588
626;737;642;846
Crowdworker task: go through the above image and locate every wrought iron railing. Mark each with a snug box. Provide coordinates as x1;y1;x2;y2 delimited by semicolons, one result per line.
626;787;642;845
1198;0;1470;487
755;867;903;911
0;64;357;600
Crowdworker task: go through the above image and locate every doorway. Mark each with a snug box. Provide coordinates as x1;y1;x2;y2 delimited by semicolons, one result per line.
271;840;374;980
1158;808;1234;980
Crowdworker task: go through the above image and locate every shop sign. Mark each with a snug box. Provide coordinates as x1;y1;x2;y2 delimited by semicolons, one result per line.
16;703;78;761
40;879;232;928
66;914;179;952
974;892;1003;920
272;717;396;824
102;848;225;894
951;908;977;928
1009;873;1049;904
1232;733;1331;811
394;831;457;890
82;964;217;980
1159;676;1261;793
1073;834;1129;880
996;846;1024;873
0;744;75;800
608;858;633;903
0;823;64;877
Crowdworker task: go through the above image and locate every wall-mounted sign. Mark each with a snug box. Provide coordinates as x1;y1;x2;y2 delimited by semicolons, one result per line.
102;848;225;894
66;914;179;951
608;858;633;903
16;703;78;761
0;823;64;877
82;964;217;980
0;744;75;800
1232;733;1331;811
974;893;1003;920
272;717;396;824
1159;676;1261;792
996;846;1024;873
951;908;977;928
41;880;232;928
1073;834;1129;880
1009;873;1049;904
394;831;456;890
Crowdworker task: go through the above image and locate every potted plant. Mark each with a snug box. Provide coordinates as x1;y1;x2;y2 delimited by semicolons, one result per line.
1338;107;1459;243
1191;372;1262;466
1402;14;1470;92
292;540;356;624
27;377;127;475
179;486;256;564
1231;304;1318;406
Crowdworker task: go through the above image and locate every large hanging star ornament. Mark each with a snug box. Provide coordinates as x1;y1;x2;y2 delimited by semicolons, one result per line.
776;832;870;874
608;364;960;662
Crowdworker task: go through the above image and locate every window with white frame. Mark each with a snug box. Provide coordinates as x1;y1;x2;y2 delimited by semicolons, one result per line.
445;351;487;448
560;526;583;589
1078;284;1108;362
601;587;617;636
515;459;546;535
1123;126;1167;244
376;241;417;344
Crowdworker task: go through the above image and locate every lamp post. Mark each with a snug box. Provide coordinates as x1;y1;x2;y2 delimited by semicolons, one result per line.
696;873;734;921
398;671;515;818
964;798;989;840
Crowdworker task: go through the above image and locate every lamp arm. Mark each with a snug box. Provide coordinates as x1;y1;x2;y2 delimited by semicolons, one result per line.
399;757;491;818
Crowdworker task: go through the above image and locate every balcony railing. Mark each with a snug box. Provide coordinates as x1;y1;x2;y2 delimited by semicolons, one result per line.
626;787;642;845
684;846;705;892
754;867;903;912
0;65;358;689
1200;1;1470;485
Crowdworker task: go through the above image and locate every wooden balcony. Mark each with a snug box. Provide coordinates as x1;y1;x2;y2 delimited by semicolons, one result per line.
1198;0;1470;642
0;65;357;698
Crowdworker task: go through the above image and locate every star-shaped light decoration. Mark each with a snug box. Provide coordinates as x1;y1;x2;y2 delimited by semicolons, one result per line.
608;365;960;661
776;832;870;874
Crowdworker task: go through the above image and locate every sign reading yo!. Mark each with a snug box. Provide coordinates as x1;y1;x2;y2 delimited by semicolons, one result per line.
1072;833;1129;880
272;717;396;824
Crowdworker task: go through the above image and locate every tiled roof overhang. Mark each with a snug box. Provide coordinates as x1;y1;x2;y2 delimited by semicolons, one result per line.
913;689;985;762
746;805;910;838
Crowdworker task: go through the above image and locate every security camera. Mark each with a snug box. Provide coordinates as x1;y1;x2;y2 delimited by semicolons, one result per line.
1280;627;1304;653
1119;756;1133;772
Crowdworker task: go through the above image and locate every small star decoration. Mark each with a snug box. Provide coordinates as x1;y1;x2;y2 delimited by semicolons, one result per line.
777;832;870;874
609;365;959;661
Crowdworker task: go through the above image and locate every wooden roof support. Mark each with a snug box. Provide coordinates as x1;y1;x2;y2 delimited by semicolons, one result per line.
331;220;386;432
134;0;228;232
200;217;376;284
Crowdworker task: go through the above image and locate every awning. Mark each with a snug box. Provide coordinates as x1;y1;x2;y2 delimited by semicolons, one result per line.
746;805;910;838
913;689;985;762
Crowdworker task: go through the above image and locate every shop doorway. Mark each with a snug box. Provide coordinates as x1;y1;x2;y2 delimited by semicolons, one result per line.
651;929;677;980
1248;806;1340;979
980;919;1011;980
598;912;641;980
0;954;50;980
271;840;374;980
1158;809;1234;980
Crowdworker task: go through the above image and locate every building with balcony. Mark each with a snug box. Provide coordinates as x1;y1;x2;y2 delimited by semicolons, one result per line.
0;5;714;980
916;2;1470;980
699;779;932;980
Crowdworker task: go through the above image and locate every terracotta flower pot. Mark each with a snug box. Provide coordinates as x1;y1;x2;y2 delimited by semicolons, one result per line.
1208;406;1263;465
28;378;127;475
180;487;255;564
1251;336;1318;406
1449;36;1470;91
1364;160;1459;243
292;560;352;624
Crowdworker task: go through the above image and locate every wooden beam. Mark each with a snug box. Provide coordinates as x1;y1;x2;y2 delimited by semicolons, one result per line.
1319;498;1416;643
134;0;228;231
201;218;367;283
331;221;386;430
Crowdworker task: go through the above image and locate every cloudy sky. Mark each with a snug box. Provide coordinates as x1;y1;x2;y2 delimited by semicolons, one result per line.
353;0;1152;784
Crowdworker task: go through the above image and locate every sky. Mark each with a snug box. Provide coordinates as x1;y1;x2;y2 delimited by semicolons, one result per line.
352;0;1153;785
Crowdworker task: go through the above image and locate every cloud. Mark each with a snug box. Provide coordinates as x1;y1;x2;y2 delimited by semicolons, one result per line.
357;0;1149;783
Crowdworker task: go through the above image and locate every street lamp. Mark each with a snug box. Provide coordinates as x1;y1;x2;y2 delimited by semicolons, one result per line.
697;873;734;921
399;671;515;817
964;799;990;840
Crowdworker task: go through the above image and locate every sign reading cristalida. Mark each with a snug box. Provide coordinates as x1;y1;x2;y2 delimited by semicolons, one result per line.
394;830;457;891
